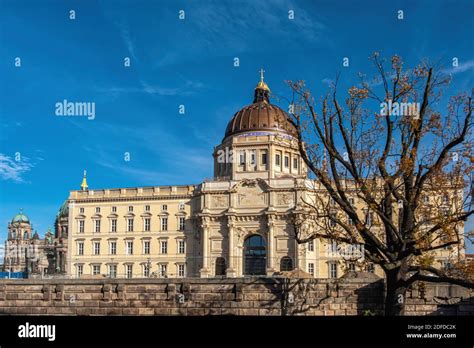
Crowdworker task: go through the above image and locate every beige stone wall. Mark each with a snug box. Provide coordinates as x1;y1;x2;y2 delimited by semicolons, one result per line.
0;276;472;316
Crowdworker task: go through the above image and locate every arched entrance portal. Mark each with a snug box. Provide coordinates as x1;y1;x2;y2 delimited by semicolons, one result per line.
243;235;267;275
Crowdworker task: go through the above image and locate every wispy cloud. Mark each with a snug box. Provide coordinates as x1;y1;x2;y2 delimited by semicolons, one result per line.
76;122;212;185
121;26;137;61
96;79;205;97
0;153;34;183
443;59;474;75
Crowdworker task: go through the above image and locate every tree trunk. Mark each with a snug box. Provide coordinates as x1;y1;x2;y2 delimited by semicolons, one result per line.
384;267;407;316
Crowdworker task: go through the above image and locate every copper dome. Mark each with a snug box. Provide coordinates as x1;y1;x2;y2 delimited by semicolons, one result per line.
224;73;298;140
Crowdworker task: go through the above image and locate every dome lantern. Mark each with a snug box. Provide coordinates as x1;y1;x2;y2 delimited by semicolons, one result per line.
254;68;270;103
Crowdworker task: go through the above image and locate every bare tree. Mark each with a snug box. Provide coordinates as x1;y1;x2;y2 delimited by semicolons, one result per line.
286;53;474;316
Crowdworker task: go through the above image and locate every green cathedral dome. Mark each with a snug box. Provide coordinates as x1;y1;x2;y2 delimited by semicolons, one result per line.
11;209;30;224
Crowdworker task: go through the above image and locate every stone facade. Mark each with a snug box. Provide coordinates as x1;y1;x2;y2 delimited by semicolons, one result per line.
0;275;472;316
62;75;464;280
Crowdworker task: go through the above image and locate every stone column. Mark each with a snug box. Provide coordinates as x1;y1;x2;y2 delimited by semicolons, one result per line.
199;218;210;278
267;216;275;274
226;216;236;277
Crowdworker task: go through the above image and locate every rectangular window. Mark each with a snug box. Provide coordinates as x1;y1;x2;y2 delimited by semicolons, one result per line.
144;218;151;231
161;241;168;254
112;206;117;213
127;218;134;232
93;242;100;255
308;240;314;252
293;157;298;169
239;151;245;165
179;202;185;211
95;207;100;213
79;220;85;233
128;206;133;212
179;217;185;231
145;205;150;212
348;263;356;272
366;212;374;227
442;260;452;271
80;207;84;213
329;262;337;279
77;265;83;278
95;219;101;233
126;264;133;279
178;240;185;254
348;213;354;225
78;242;84;256
178;264;185;277
284;156;289;168
261;152;268;166
308;263;314;277
111;219;117;232
161;217;168;231
159;264;167;278
143;241;150;254
143;264;150;277
108;264;117;278
109;241;117;255
329;240;338;254
127;241;133;255
92;264;100;275
275;154;281;166
250;150;256;166
162;205;168;211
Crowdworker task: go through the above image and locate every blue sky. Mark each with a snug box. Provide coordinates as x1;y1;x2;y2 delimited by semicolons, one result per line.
0;0;473;258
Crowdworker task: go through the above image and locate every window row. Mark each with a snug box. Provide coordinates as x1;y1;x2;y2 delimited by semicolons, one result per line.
79;202;186;214
76;263;186;278
77;239;185;256
77;216;186;233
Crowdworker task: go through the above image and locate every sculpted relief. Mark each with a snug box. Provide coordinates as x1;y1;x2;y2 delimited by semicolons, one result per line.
277;193;294;207
212;195;228;208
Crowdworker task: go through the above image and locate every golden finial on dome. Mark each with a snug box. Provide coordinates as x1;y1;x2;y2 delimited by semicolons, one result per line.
255;68;270;92
80;170;88;191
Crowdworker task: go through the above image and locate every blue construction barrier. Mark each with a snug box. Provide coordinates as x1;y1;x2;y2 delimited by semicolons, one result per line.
0;271;27;279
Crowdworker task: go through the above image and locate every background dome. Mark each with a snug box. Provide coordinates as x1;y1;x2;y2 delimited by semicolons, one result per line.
11;209;30;224
57;200;69;218
224;75;298;140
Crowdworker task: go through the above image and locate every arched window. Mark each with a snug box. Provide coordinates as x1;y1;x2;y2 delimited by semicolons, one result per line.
24;231;28;240
215;257;226;276
243;235;266;275
280;256;293;271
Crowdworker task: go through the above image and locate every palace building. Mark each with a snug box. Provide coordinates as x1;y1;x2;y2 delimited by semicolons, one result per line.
6;73;463;279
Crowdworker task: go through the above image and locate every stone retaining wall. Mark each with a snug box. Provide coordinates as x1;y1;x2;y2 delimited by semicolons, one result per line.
0;276;472;315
